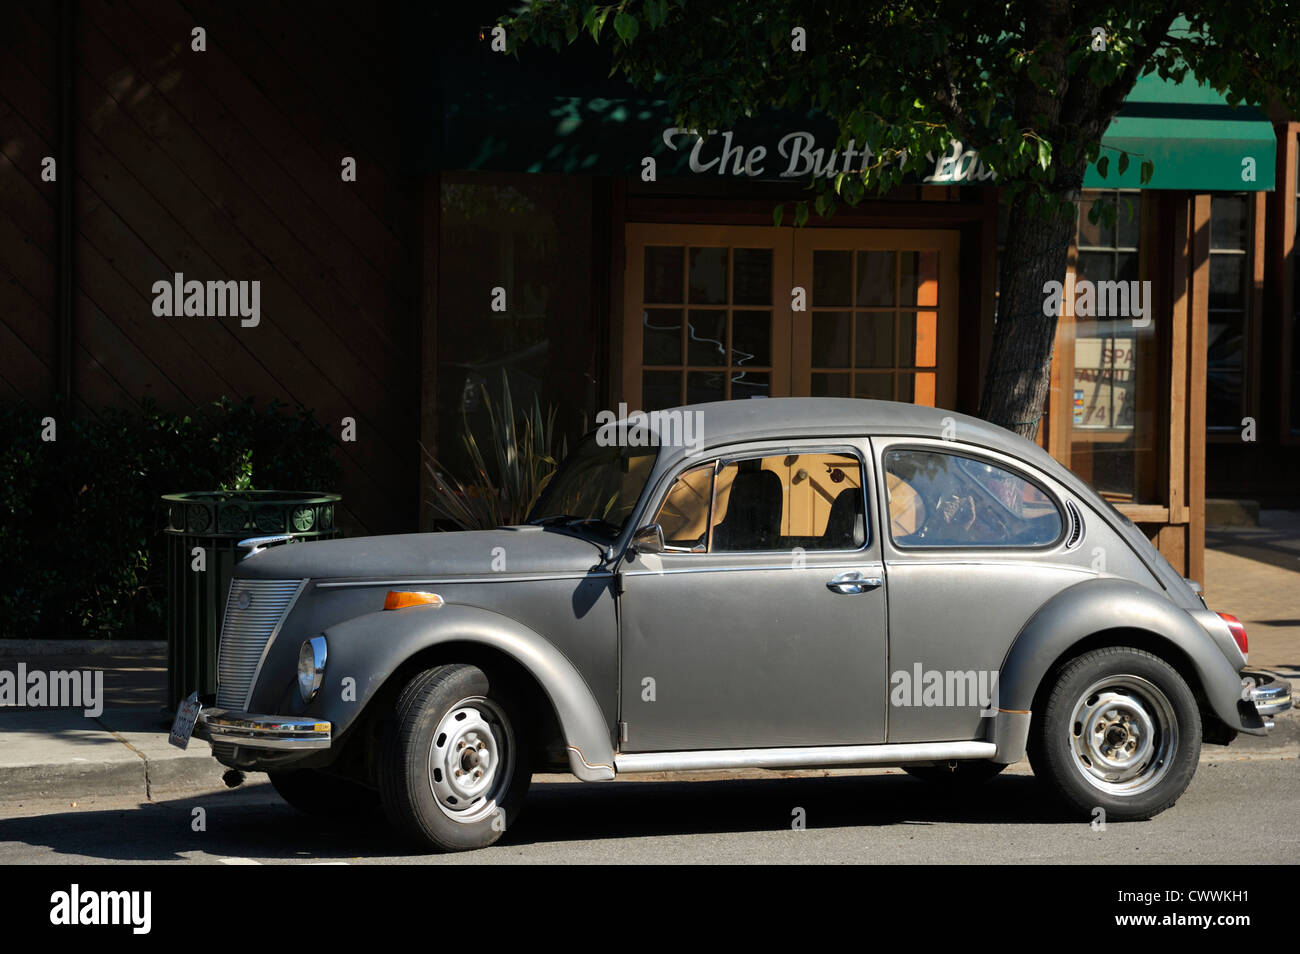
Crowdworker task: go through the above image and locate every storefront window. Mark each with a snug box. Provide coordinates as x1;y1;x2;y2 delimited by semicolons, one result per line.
1207;193;1253;430
437;173;597;473
808;248;940;403
640;242;776;408
1068;190;1157;502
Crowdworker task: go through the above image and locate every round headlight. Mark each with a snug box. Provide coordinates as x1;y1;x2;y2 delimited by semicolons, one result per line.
297;636;327;703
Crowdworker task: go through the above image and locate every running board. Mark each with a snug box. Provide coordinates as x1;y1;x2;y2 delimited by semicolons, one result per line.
614;740;996;774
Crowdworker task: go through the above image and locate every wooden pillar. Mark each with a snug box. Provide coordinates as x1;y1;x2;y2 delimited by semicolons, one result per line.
1187;194;1211;586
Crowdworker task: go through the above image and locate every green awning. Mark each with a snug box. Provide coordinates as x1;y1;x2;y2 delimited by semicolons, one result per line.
1082;73;1274;190
438;53;1277;192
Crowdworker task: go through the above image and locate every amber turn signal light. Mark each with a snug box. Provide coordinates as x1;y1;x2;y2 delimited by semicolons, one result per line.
384;590;444;610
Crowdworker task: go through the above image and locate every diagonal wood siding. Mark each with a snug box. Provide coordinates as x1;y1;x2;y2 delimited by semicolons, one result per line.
0;0;423;535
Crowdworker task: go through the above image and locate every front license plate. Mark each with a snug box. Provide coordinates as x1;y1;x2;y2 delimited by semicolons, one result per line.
169;692;202;750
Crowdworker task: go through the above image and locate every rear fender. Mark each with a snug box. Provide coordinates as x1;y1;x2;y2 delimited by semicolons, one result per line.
991;579;1262;760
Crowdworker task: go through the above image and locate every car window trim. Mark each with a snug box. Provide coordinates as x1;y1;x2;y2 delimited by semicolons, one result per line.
645;442;874;557
877;441;1068;552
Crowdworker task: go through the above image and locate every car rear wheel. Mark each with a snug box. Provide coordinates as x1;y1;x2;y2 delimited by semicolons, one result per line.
268;768;378;818
1029;646;1201;821
903;760;1006;784
378;663;532;852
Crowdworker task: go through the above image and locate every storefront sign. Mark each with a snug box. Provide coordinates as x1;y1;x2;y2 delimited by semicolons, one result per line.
660;128;998;184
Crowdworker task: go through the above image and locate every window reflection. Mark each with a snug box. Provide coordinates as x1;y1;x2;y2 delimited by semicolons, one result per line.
437;174;596;476
1207;194;1252;430
1069;190;1156;503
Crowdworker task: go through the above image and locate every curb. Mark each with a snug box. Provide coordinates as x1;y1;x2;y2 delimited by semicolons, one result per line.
0;640;166;657
0;708;227;802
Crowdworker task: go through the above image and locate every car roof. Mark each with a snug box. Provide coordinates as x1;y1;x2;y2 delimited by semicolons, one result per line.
627;398;1063;475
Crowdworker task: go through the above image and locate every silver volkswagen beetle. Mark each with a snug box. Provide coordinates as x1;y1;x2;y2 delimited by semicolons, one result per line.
176;398;1291;852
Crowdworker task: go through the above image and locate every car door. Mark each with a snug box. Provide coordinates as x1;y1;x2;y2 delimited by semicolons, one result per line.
617;441;888;752
874;438;1089;743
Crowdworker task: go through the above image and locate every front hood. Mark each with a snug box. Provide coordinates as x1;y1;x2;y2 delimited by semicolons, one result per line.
234;526;607;582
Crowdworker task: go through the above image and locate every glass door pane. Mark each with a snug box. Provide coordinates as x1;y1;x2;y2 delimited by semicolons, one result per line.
793;230;958;408
624;226;793;410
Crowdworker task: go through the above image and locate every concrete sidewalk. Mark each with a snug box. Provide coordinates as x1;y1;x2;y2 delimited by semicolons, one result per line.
0;648;232;800
1205;509;1300;681
1;512;1297;803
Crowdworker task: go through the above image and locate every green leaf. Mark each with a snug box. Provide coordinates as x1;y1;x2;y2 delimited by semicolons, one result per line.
613;11;639;42
1036;138;1052;171
1117;151;1130;176
1140;159;1154;185
1096;155;1109;179
773;204;784;227
586;7;611;42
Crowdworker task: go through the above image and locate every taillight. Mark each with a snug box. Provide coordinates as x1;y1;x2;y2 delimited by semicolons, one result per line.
1217;612;1248;655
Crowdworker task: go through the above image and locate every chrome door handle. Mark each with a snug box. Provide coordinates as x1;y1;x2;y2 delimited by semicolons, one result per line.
826;571;883;594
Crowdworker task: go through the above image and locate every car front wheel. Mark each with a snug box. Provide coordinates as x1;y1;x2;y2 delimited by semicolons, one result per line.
1029;646;1201;821
378;663;532;852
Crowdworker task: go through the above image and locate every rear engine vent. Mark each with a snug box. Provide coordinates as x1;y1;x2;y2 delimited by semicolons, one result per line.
1064;500;1085;549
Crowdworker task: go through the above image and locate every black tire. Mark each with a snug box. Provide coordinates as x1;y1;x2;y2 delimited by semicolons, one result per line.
903;760;1006;784
268;768;378;818
1028;646;1201;821
378;663;532;852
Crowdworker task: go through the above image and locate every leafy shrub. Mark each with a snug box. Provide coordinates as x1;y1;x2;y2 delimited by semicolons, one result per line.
423;373;566;530
0;397;339;639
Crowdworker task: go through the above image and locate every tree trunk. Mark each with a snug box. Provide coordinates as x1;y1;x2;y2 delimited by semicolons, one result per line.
977;187;1079;439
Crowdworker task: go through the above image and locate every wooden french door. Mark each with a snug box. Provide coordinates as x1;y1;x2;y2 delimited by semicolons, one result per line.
623;224;960;409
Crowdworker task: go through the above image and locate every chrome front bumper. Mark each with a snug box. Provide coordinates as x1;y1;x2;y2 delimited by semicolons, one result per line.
1245;672;1292;724
196;708;332;750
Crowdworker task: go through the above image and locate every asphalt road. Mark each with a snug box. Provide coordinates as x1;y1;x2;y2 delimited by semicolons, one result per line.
0;757;1295;864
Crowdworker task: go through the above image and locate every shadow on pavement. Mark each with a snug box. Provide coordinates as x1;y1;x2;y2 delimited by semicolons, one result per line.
0;772;1085;862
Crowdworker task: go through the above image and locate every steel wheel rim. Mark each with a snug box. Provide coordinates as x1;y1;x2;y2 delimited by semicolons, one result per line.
1068;674;1178;797
427;696;514;824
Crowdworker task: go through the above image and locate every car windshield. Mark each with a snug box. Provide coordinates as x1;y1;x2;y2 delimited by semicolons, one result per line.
527;435;658;541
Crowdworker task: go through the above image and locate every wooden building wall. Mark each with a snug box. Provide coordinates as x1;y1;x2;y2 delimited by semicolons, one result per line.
0;0;423;535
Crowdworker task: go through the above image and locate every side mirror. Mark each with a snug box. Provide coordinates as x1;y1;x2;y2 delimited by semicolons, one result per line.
630;523;665;555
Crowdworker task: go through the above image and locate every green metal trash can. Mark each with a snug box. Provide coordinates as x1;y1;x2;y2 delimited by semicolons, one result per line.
161;490;341;710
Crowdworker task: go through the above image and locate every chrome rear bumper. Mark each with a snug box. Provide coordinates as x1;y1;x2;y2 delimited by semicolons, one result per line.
196;708;332;750
1244;672;1292;725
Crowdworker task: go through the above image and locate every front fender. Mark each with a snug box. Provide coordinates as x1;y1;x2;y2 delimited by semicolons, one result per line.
314;603;616;781
995;578;1262;755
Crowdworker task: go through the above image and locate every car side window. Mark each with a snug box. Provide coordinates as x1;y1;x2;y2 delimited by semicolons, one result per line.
715;452;867;552
652;452;867;553
884;449;1062;548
